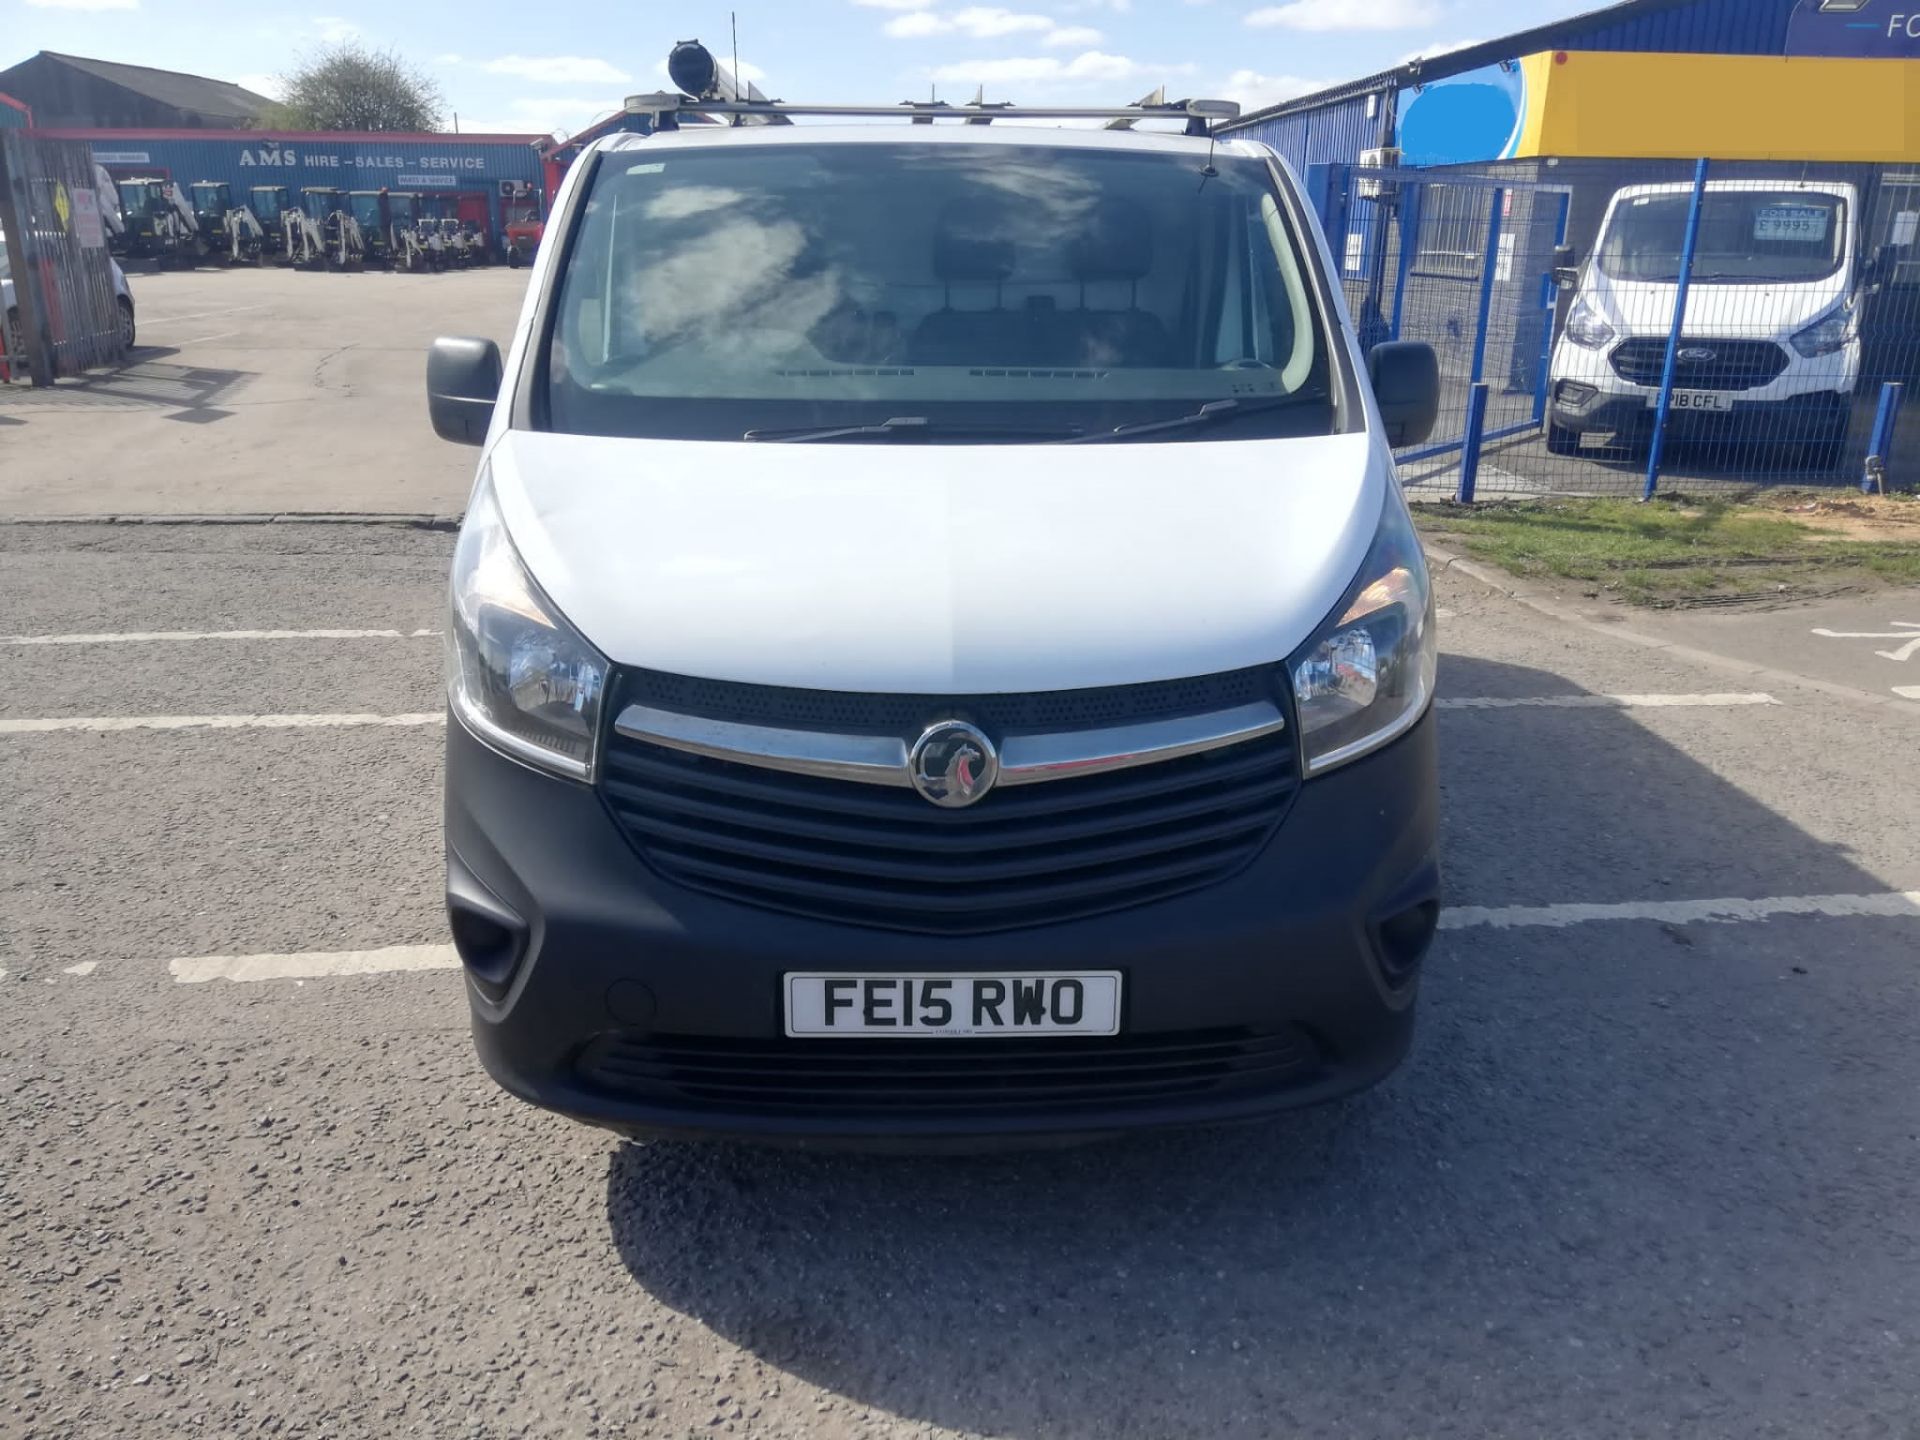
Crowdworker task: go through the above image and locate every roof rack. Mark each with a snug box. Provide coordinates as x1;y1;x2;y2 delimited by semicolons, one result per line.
621;93;1241;138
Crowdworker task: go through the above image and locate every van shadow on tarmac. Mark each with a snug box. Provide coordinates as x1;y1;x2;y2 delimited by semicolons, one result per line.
605;654;1917;1439
0;350;250;425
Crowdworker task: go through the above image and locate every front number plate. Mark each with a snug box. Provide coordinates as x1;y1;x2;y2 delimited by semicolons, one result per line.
1660;389;1735;413
785;972;1123;1038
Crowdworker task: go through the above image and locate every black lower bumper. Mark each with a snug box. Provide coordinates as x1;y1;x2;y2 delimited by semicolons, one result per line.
444;708;1441;1144
1550;383;1850;442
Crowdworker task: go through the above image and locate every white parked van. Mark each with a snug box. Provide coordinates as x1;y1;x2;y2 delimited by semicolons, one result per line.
1547;179;1862;461
427;85;1445;1144
0;228;136;362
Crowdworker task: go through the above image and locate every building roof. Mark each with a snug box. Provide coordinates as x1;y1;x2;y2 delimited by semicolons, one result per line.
27;52;276;123
1223;0;1714;130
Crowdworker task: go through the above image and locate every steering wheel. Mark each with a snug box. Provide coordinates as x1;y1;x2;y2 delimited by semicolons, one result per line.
1217;357;1275;371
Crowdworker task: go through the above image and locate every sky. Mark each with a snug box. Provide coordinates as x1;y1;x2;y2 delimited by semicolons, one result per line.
7;0;1607;137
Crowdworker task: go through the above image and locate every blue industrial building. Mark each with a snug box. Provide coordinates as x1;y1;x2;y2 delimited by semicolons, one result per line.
1221;0;1898;172
28;125;548;247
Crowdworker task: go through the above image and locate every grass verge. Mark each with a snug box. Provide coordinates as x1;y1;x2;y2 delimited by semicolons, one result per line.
1415;493;1920;608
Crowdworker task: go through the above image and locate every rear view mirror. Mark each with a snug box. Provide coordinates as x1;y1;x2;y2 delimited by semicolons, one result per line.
428;336;503;446
1367;341;1440;449
1552;243;1580;289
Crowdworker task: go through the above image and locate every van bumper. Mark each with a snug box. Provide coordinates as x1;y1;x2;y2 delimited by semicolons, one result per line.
443;707;1441;1146
1550;382;1851;442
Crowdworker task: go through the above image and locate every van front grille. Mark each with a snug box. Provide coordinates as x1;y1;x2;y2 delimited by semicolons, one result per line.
578;1026;1320;1117
596;669;1299;935
1609;337;1789;391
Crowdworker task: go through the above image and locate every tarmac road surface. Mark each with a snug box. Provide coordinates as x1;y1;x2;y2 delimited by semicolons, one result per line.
3;521;1918;1440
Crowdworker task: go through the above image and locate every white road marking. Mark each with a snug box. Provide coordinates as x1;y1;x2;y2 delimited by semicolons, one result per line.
139;304;272;324
1436;692;1777;711
61;962;98;977
171;945;460;984
2;628;439;646
140;890;1920;985
1443;891;1920;932
1812;622;1920;664
1894;686;1920;701
0;712;444;735
168;330;240;348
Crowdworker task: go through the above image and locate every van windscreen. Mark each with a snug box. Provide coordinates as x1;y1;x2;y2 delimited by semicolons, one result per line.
1599;190;1847;285
542;141;1338;443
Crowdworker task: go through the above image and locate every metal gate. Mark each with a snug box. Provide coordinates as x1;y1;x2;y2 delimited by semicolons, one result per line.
1328;166;1571;490
0;131;127;385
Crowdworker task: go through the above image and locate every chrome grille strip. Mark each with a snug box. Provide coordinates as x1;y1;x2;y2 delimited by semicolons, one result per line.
613;705;912;787
612;698;1287;789
998;701;1287;786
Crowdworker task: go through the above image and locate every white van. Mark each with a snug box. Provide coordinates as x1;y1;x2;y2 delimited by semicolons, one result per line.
427;88;1444;1144
1547;179;1862;461
0;229;137;362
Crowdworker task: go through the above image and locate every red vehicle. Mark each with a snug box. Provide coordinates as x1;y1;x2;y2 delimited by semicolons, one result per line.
504;216;543;268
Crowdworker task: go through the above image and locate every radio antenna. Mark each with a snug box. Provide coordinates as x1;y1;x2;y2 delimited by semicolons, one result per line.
731;12;742;127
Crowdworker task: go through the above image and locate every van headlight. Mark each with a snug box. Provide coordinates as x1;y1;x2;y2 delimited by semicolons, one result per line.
1564;295;1615;350
447;470;608;781
1289;491;1437;775
1790;305;1856;359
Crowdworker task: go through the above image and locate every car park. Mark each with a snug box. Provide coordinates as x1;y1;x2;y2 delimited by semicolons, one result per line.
427;89;1445;1144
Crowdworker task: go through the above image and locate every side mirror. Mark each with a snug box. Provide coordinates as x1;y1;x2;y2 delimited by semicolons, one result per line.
1367;341;1440;449
1552;243;1580;289
427;336;503;446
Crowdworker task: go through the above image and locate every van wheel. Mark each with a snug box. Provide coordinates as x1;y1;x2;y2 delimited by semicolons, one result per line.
1546;420;1581;456
116;295;136;351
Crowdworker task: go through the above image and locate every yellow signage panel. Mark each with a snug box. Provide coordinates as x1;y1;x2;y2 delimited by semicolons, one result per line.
1514;50;1919;163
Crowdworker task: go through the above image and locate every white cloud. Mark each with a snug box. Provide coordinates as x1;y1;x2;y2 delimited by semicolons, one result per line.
886;8;1059;38
484;55;633;85
1217;67;1323;112
1246;0;1438;30
234;71;284;100
928;50;1176;86
953;6;1054;36
24;0;139;8
852;0;933;7
1399;36;1485;63
313;15;360;41
433;52;464;65
884;11;950;36
884;7;1104;45
462;96;624;136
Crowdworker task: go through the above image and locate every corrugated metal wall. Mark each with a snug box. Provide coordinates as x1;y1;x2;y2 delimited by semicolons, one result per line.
0;92;30;130
1232;91;1390;173
1228;0;1806;169
27;129;545;242
1567;0;1795;55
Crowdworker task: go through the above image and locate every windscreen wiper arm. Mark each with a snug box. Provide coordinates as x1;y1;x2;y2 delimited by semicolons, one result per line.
744;416;1083;443
1060;391;1327;444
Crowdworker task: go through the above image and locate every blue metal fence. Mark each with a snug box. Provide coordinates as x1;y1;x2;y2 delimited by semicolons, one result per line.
1313;156;1920;499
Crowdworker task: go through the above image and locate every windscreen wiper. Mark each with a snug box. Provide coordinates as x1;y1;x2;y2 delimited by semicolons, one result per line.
1061;390;1328;443
743;416;1083;443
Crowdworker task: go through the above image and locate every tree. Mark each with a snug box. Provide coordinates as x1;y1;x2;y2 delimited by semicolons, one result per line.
271;43;444;132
